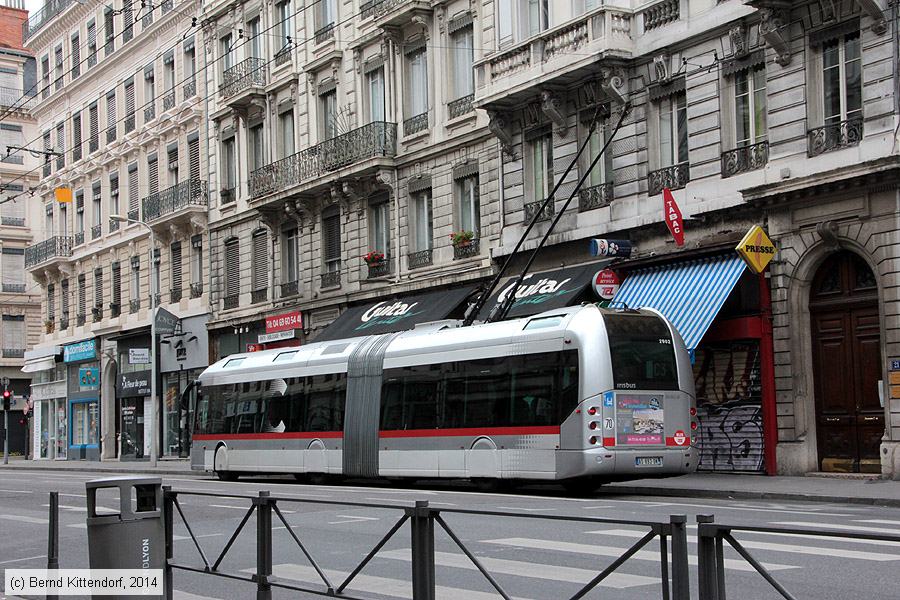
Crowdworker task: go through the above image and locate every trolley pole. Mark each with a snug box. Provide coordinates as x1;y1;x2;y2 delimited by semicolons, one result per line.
2;377;10;465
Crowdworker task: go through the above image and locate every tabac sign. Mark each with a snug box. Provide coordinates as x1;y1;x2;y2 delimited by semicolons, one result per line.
736;226;777;274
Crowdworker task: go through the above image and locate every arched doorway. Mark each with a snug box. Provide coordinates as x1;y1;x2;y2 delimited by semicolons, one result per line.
809;251;883;473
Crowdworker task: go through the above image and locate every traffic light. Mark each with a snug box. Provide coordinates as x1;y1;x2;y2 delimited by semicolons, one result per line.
2;389;10;411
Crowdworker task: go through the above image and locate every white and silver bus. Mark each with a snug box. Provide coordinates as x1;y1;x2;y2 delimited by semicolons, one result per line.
191;304;699;488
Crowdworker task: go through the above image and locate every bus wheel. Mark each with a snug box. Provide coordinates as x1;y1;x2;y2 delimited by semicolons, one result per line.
562;477;601;496
216;470;238;482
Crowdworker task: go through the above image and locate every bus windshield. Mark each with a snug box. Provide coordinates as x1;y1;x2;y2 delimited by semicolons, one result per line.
603;313;679;391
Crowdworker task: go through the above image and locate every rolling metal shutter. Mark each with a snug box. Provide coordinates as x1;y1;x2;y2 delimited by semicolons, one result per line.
148;154;158;195
170;242;182;294
128;163;138;215
188;133;200;181
224;238;240;298
251;230;267;291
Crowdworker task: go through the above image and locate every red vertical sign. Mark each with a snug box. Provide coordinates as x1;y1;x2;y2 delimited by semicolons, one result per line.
663;188;685;247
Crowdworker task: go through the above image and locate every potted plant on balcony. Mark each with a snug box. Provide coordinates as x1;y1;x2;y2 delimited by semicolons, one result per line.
44;319;54;333
363;250;385;266
449;230;475;248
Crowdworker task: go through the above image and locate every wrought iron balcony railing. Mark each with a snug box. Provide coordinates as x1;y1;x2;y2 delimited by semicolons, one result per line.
152;293;161;308
73;145;82;162
314;23;335;44
0;88;38;110
579;182;614;212
142;179;208;222
162;90;176;111
221;58;267;99
721;141;769;178
91;224;102;240
403;113;428;136
643;0;679;31
251;288;268;303
524;200;554;223
109;218;120;232
280;280;298;297
453;238;480;260
360;0;380;19
25;236;73;268
407;249;433;269
76;313;85;326
808;118;863;157
110;302;121;318
183;79;196;99
1;154;24;165
2;283;25;293
89;136;99;154
106;125;116;143
190;282;203;298
23;0;73;41
60;313;69;329
127;208;139;221
367;260;392;278
250;121;397;199
220;187;236;204
648;162;690;196
1;217;25;227
223;294;239;310
92;306;103;322
448;94;475;119
170;289;182;303
320;270;341;288
144;104;156;123
129;298;140;313
372;0;406;19
125;114;135;133
274;48;292;67
74;231;84;245
2;348;25;358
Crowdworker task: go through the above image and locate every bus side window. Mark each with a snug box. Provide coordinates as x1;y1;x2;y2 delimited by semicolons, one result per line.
380;376;404;430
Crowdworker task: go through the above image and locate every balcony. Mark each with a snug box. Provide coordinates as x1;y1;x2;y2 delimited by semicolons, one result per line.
320;271;341;288
251;288;267;303
142;179;208;224
129;298;140;313
453;238;480;260
314;23;335;44
183;79;196;100
162;90;176;112
220;58;267;106
25;236;73;269
109;302;121;318
23;0;73;41
92;306;103;322
274;48;292;67
280;280;298;298
89;136;99;154
74;231;84;246
524;200;554;223
223;294;239;310
127;208;139;221
109;218;120;232
808;118;863;157
370;0;431;27
60;313;69;330
170;289;182;303
2;283;25;293
579;182;614;212
106;126;116;144
2;348;24;358
144;104;156;123
152;293;161;308
721;141;769;178
367;260;392;279
403;113;428;136
91;224;102;240
249;121;397;200
125;114;136;134
407;250;432;269
474;7;633;109
190;282;203;298
0;88;38;111
1;217;25;227
648;162;690;196
642;0;679;31
220;187;236;204
2;154;23;165
76;313;85;327
448;94;474;119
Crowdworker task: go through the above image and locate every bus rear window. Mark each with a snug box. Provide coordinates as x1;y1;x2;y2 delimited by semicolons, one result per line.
603;314;678;391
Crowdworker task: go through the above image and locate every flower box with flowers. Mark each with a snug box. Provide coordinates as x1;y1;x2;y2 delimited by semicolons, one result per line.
363;251;386;265
449;230;475;247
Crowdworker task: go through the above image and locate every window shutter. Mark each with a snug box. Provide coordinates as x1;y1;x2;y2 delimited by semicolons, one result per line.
224;239;240;297
125;80;135;114
55;123;64;168
104;8;114;54
109;173;119;208
1;315;25;350
1;248;24;287
72;112;81;151
322;212;341;262
61;279;69;315
94;267;103;308
47;283;55;320
78;273;86;316
148;155;158;195
111;261;121;306
89;103;99;147
170;242;182;292
188;134;200;181
167;144;178;175
251;230;268;290
71;34;81;78
127;163;139;214
106;91;116;129
87;22;96;48
1;197;24;222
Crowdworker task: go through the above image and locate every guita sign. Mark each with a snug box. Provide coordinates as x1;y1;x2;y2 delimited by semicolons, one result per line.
361;301;420;322
497;275;573;305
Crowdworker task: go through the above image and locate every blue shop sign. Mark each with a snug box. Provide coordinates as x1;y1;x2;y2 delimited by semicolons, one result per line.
64;339;97;362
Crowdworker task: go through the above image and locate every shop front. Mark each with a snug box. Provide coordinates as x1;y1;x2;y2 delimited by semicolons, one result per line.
159;314;209;457
117;370;150;460
63;339;101;461
23;347;65;460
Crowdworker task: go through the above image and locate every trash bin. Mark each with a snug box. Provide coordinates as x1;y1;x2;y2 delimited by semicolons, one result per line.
85;476;164;598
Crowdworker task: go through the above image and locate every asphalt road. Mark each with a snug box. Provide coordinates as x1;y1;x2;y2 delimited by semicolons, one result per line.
1;469;900;600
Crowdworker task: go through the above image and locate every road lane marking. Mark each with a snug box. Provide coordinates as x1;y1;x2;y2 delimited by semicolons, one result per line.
495;506;557;512
174;591;226;600
248;563;536;600
773;521;900;536
856;519;900;526
602;500;853;516
0;514;48;524
0;489;34;494
0;555;46;565
378;549;658;588
588;529;900;560
327;515;381;525
485;538;796;572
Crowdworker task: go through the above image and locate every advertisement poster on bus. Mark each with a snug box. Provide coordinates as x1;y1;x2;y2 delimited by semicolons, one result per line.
616;395;664;445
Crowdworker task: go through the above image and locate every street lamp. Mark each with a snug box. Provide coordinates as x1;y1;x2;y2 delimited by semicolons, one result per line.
110;214;159;467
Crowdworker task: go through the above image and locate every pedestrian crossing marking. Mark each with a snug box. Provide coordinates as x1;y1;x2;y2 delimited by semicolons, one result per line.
378;548;659;588
0;514;48;524
855;519;900;527
773;521;900;536
484;537;797;572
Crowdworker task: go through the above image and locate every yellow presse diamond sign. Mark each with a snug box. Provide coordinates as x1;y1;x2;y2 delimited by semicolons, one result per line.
736;226;776;274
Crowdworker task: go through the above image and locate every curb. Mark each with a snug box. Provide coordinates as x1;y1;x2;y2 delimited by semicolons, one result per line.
0;464;204;477
600;484;900;508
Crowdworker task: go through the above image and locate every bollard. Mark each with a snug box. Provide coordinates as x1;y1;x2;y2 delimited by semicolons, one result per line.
47;491;59;600
255;491;273;600
696;515;719;600
163;486;174;600
669;515;690;600
408;500;435;600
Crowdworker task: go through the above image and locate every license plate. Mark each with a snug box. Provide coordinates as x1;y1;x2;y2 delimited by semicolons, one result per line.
636;456;663;467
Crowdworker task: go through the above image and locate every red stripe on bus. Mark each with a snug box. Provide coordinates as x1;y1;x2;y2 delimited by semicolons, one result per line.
379;426;560;438
602;437;616;447
192;432;344;441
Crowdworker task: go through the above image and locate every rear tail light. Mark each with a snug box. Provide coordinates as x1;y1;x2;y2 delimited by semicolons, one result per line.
690;407;697;417
589;421;597;430
691;421;698;430
589;436;597;445
588;407;597;415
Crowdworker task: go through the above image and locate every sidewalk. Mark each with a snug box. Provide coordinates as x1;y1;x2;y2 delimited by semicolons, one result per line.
2;456;899;506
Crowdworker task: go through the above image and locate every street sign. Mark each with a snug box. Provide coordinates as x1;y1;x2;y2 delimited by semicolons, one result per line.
735;225;777;274
265;311;302;333
155;307;179;335
593;269;620;300
258;330;295;344
129;348;150;364
663;188;685;247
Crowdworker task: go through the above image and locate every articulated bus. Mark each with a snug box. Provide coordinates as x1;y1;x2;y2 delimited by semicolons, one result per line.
191;304;699;489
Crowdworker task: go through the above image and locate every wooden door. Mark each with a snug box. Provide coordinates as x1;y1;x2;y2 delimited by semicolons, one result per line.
810;252;883;473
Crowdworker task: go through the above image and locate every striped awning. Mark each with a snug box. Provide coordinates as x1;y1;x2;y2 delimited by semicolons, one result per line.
612;254;747;351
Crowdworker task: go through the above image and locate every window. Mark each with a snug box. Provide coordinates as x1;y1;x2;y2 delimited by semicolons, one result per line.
42;131;51;175
61;278;69;320
170;242;182;298
450;25;474;101
281;227;299;285
127;163;139;218
366;67;385;123
75;190;84;236
251;229;268;294
124;78;136;132
411;190;432;252
41;55;49;98
320;89;337;140
525;0;550;36
220;34;234;72
1;315;25;352
0;124;25;165
71;400;99;447
317;0;336;33
148;154;159;196
47;283;56;321
77;273;86;319
1;248;25;290
190;235;203;287
130;256;140;303
277;0;292;46
93;267;103;309
659;91;688;167
224;238;240;301
527;132;554;202
72;111;82;161
152;248;161;305
111;262;121;311
0;195;25;227
405;46;428;120
104;8;115;56
583;116;614;188
88;102;99;152
188;133;200;181
122;0;133;42
87;20;97;68
278;109;295;158
54;44;63;91
456;174;480;234
144;65;155;105
823;31;861;125
163;51;175;98
735;65;767;146
106;90;116;142
369;198;390;257
91;182;101;228
322;208;341;273
604;314;678;391
45;203;53;238
249;123;265;171
167;144;178;185
248;17;261;59
183;43;196;91
222;136;236;195
70;33;80;79
109;173;119;221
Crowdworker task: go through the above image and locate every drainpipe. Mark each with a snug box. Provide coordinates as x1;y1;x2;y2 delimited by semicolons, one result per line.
202;6;214;323
386;37;401;284
759;271;778;476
